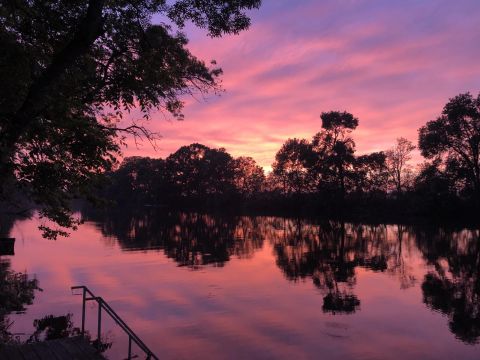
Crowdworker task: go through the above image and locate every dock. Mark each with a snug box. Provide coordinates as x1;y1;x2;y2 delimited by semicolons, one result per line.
0;336;105;360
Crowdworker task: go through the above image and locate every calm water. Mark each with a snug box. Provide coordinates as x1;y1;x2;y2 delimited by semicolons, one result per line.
3;211;480;359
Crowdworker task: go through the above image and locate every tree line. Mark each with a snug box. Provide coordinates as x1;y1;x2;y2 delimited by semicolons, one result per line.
105;92;480;221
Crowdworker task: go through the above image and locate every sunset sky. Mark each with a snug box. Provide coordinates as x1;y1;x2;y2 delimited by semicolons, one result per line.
124;0;480;171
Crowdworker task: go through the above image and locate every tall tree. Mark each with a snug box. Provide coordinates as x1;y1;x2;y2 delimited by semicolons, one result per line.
232;156;265;197
107;156;167;204
0;0;261;236
419;93;480;202
310;111;358;198
413;159;458;212
166;143;235;197
353;152;388;194
272;138;313;194
385;137;416;193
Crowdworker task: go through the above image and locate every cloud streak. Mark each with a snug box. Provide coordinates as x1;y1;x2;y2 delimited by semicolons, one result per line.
124;0;480;169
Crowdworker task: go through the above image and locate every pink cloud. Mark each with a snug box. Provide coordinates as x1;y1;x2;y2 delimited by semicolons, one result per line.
120;0;480;169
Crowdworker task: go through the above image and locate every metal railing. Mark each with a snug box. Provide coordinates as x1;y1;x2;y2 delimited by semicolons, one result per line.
71;285;158;360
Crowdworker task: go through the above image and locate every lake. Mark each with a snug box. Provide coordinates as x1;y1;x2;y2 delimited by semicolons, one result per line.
3;210;480;359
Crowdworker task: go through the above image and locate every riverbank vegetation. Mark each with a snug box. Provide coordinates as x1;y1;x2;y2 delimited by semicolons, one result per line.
102;92;480;224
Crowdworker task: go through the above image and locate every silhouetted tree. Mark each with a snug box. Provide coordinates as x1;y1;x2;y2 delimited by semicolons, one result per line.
232;156;265;197
386;137;416;194
413;159;460;213
0;0;261;237
106;156;171;205
264;171;284;192
310;111;358;198
272;138;313;194
419;93;480;203
267;112;422;210
353;152;388;194
166;143;235;198
107;156;168;204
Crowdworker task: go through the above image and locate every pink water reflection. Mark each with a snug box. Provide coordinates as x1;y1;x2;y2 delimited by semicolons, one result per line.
4;215;480;359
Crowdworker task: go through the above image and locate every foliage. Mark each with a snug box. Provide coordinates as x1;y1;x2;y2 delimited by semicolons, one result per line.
413;159;457;212
419;92;480;200
386;137;416;193
271;111;386;201
0;261;40;317
102;94;480;220
310;111;359;196
0;260;41;344
418;228;480;343
0;0;261;237
107;143;267;205
28;314;80;343
353;152;388;194
106;156;167;204
272;138;313;194
233;156;265;197
166;143;235;197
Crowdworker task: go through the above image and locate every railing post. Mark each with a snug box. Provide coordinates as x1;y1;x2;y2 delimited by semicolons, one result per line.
81;287;86;336
72;286;158;359
97;297;102;350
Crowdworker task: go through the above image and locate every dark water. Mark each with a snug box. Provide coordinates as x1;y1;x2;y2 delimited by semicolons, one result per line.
3;211;480;359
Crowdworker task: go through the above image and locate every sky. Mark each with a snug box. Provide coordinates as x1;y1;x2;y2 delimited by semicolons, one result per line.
123;0;480;171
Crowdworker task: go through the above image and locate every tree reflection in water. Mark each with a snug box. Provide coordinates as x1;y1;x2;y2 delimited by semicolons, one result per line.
28;314;80;342
90;210;265;268
416;227;480;344
0;254;111;350
270;219;359;314
270;220;419;314
85;209;480;343
0;259;40;343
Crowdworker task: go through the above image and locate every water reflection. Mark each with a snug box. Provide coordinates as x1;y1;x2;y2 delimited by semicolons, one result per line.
270;220;421;314
87;210;264;268
271;220;360;314
28;314;80;342
0;259;40;343
416;228;480;344
88;210;480;345
8;209;480;356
